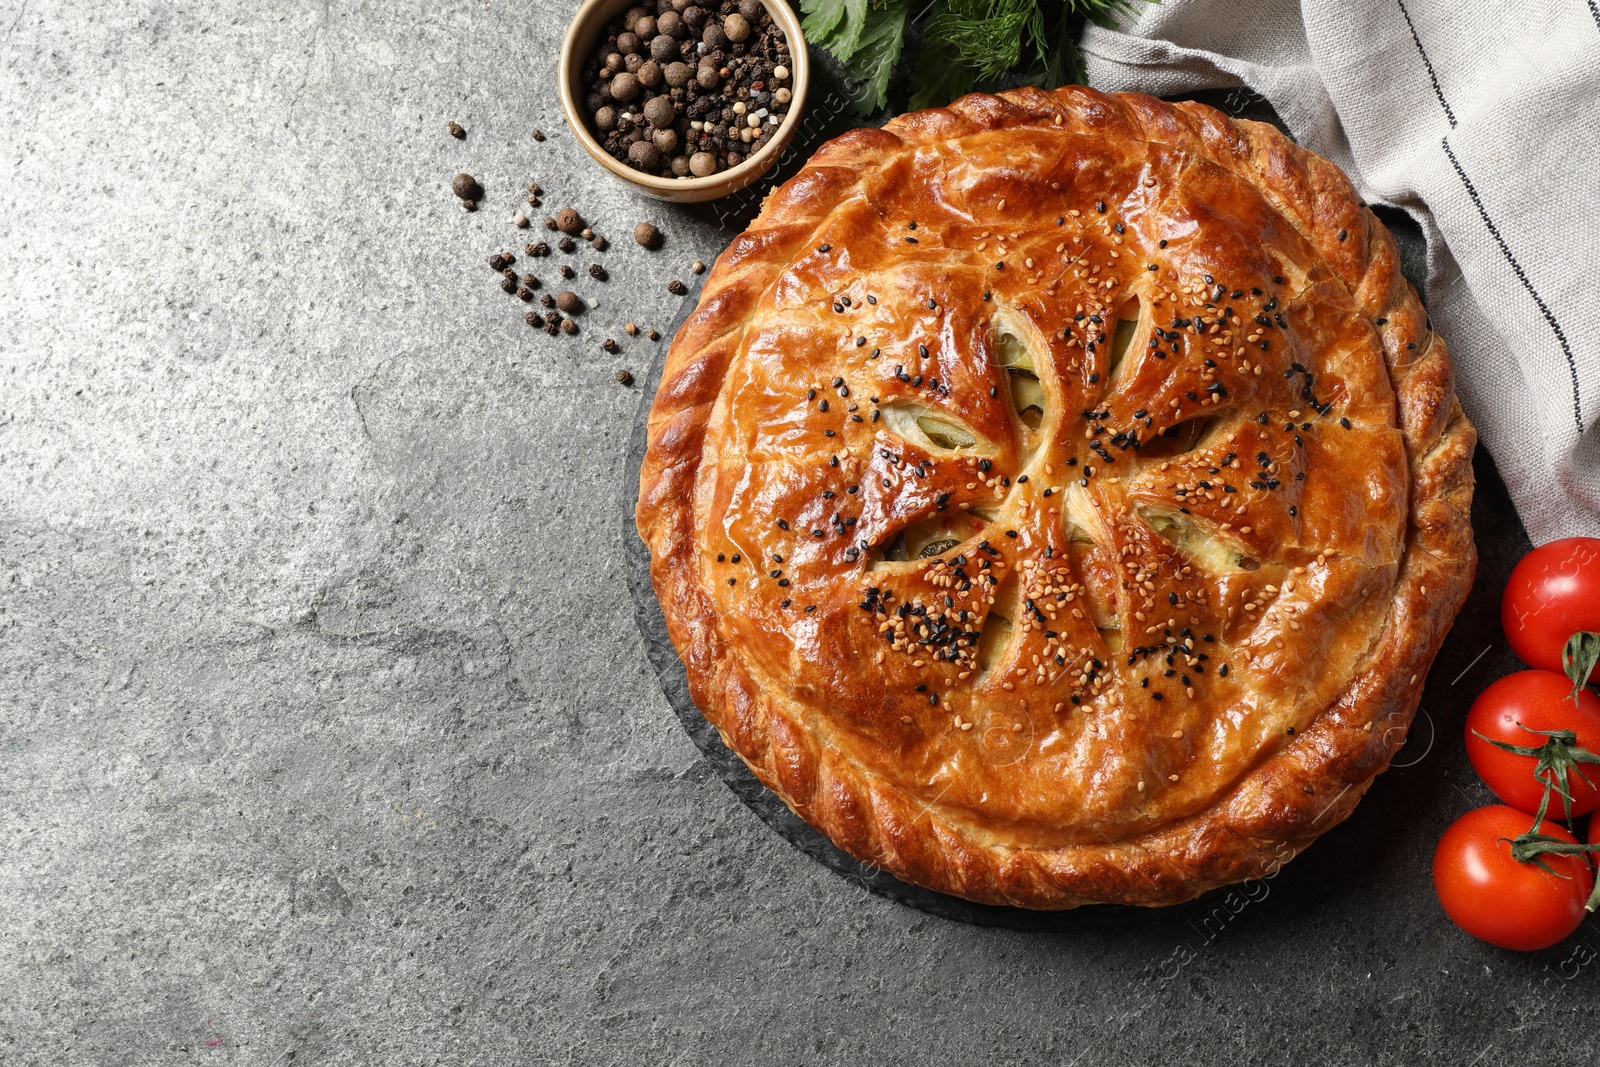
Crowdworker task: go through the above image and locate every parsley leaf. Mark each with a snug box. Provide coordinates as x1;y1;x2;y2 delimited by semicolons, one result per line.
843;0;910;113
799;0;872;63
807;0;1156;114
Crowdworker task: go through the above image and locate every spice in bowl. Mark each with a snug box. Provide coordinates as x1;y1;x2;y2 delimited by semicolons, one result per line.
579;0;793;180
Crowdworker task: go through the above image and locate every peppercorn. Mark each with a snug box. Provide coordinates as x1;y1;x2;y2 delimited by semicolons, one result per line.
667;279;687;295
448;121;466;140
615;369;634;386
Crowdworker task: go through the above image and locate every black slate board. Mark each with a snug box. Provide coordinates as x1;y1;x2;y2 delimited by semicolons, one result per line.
622;91;1531;930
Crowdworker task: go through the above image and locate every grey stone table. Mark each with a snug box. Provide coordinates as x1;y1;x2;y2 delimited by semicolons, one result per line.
2;3;1594;1063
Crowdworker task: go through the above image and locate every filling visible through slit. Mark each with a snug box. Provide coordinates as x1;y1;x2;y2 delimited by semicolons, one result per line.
1141;507;1259;572
1107;297;1142;380
993;313;1051;440
992;313;1056;438
1138;415;1215;459
1061;486;1124;655
1010;374;1046;430
873;510;993;565
879;401;993;456
976;573;1019;679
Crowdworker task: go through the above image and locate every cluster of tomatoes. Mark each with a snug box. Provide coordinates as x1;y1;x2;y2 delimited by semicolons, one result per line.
1434;537;1600;951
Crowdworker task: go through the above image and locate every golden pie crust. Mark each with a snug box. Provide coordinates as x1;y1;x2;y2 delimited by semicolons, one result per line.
636;87;1476;909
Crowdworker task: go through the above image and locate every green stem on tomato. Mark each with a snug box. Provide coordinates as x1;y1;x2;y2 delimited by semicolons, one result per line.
1474;725;1600;827
1563;631;1600;705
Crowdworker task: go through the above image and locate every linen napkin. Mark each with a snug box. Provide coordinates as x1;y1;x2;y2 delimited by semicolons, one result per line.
1080;0;1600;544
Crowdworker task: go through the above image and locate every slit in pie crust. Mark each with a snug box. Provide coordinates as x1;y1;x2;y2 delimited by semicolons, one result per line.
636;87;1476;909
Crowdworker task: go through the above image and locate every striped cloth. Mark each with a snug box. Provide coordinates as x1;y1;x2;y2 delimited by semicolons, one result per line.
1081;0;1600;544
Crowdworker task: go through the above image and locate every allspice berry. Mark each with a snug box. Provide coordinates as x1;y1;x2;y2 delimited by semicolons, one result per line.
643;95;676;128
610;72;641;102
628;140;661;169
555;208;584;235
556;290;582;314
663;61;691;88
689;151;717;177
723;12;750;42
633;222;662;249
657;10;685;37
451;173;482;200
595;106;618;131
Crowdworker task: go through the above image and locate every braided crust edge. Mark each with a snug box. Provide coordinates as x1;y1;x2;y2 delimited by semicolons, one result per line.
636;87;1476;908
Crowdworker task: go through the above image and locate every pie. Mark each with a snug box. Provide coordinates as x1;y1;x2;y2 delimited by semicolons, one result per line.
635;86;1476;909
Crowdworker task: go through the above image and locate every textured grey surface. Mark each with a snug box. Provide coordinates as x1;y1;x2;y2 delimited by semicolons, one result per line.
3;3;1597;1064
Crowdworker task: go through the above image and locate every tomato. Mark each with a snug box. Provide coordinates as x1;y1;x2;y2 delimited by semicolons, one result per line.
1464;670;1600;817
1502;537;1600;678
1434;805;1592;951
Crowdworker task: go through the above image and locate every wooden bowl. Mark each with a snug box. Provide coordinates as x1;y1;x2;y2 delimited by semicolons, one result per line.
558;0;810;203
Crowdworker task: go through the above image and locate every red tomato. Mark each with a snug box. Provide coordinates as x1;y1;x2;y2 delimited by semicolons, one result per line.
1502;537;1600;678
1464;670;1600;817
1434;805;1592;951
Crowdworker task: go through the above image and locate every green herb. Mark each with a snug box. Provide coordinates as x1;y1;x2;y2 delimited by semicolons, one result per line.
1563;630;1600;704
801;0;1151;114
